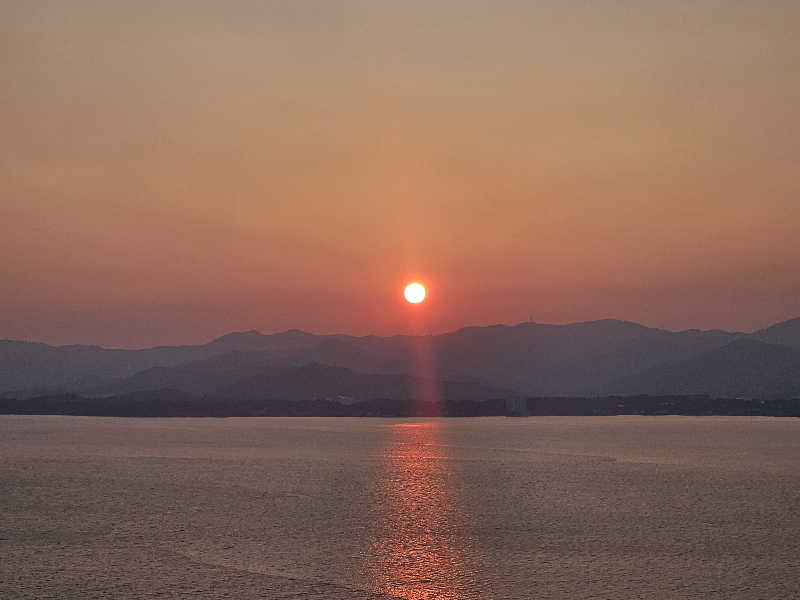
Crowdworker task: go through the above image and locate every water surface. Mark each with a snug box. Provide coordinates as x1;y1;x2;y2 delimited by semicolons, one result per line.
1;416;798;599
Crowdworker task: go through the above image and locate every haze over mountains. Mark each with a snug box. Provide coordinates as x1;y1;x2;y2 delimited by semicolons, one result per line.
2;317;800;403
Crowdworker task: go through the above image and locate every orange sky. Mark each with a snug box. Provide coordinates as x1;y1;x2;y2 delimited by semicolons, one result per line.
2;1;799;347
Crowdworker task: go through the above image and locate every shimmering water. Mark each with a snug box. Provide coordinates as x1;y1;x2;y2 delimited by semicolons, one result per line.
1;416;799;599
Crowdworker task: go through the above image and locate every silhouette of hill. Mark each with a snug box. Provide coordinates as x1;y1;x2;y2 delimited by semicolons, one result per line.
0;330;336;394
0;340;213;393
422;319;741;395
753;317;800;348
75;357;282;397
205;329;319;352
35;360;509;406
606;339;800;399
3;317;799;401
213;362;508;404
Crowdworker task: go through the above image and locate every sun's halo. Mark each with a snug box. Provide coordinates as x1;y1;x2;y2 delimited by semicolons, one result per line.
404;282;426;304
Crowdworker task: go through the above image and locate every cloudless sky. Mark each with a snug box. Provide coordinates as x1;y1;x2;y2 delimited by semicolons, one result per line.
2;1;799;347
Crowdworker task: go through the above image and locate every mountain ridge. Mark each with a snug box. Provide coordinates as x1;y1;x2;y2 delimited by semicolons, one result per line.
2;317;799;399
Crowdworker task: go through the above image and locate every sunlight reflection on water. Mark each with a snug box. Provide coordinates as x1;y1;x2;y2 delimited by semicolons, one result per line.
367;421;480;600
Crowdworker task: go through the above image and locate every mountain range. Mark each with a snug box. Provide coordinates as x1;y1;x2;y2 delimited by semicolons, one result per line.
2;317;800;402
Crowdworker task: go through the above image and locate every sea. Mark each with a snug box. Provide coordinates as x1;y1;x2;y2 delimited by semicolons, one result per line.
1;415;798;599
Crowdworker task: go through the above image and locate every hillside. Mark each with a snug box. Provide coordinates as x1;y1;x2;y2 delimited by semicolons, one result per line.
606;339;800;399
3;317;799;400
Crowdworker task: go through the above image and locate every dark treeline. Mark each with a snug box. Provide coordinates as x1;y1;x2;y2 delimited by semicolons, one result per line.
1;391;799;417
0;391;509;418
527;396;800;417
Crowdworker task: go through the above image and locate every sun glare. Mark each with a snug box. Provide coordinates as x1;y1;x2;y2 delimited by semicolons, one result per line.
404;282;426;304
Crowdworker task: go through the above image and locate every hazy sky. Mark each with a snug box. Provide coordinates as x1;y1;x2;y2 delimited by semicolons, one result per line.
2;1;799;347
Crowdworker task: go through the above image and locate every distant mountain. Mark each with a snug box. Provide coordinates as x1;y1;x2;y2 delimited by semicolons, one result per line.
0;329;324;393
213;362;509;404
205;328;319;352
0;340;212;393
753;317;800;348
422;320;742;395
49;359;510;405
606;339;800;399
74;356;281;397
2;317;799;401
226;319;745;395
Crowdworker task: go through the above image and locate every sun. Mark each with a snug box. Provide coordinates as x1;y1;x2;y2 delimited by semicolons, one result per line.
404;282;426;304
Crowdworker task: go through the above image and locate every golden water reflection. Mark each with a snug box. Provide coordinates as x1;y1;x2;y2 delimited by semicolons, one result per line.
367;421;477;600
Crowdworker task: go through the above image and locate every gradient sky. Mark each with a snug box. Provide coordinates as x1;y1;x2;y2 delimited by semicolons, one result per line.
2;1;799;347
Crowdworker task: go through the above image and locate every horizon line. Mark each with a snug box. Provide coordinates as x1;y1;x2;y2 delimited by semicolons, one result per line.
3;316;797;352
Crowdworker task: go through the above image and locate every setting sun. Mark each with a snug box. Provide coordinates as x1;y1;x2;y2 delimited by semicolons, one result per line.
404;282;426;304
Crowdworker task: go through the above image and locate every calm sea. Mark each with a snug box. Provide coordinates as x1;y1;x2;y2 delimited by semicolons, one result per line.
1;416;798;599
